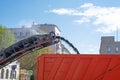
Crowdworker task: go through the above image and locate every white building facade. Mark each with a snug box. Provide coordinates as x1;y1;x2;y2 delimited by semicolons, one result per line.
0;61;20;80
9;27;36;42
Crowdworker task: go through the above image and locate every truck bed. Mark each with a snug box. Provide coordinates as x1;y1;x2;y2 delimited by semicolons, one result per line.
37;54;120;80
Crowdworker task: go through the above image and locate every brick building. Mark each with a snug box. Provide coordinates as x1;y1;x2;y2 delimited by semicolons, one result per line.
100;36;120;54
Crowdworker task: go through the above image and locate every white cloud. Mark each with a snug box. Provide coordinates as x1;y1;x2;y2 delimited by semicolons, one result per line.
74;17;90;24
50;3;120;33
50;8;77;15
80;3;94;8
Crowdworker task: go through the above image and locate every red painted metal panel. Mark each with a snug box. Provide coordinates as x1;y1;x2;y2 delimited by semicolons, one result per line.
36;54;120;80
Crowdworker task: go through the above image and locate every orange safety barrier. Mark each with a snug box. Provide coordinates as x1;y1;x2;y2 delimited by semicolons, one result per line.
36;54;120;80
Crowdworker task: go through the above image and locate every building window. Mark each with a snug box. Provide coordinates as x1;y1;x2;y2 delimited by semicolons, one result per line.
10;70;13;79
13;71;17;79
106;46;111;53
20;32;22;36
1;69;4;79
115;46;119;52
6;69;9;79
10;70;17;79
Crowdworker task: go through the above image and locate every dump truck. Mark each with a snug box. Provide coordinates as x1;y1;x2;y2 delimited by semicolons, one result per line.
37;54;120;80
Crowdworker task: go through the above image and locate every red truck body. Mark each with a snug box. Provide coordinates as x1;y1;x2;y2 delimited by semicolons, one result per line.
37;54;120;80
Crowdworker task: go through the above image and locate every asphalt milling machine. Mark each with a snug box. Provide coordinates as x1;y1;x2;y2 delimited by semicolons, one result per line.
0;32;79;68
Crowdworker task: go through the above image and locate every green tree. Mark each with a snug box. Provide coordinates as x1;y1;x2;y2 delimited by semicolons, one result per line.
18;46;55;69
18;46;55;80
0;25;15;50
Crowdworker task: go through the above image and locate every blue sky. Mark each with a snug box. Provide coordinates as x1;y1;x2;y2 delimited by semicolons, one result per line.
0;0;120;54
